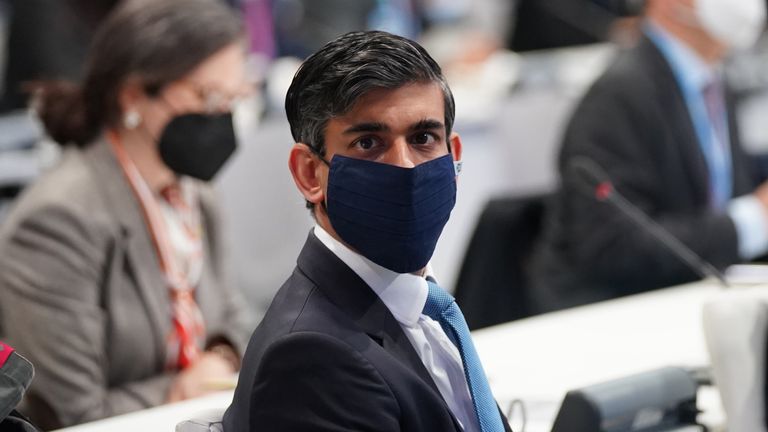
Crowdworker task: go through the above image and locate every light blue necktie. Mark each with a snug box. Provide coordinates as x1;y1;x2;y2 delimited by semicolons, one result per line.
422;281;506;432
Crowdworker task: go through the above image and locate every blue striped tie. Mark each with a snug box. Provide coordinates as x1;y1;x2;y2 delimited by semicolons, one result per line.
422;281;506;432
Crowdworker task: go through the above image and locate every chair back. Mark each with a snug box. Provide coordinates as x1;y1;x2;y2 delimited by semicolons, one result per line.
454;193;548;330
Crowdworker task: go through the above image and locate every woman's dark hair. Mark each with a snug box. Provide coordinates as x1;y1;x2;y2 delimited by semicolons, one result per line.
34;0;243;147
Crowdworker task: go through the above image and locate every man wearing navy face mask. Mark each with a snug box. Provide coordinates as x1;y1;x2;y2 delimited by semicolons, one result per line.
224;31;511;432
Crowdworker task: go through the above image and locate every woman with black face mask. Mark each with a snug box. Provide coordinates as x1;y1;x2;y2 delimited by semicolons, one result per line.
0;0;252;428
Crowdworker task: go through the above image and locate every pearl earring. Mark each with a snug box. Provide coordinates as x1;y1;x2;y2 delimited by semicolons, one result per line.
123;110;142;130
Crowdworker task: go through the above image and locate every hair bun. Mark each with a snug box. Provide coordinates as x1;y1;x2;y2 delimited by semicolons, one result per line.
30;81;95;147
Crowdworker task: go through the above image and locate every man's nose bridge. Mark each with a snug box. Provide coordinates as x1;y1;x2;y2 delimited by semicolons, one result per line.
387;138;416;168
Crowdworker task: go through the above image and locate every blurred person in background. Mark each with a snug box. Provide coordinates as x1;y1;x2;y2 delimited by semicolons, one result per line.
0;0;251;428
0;0;242;113
269;0;421;58
532;0;768;312
267;0;500;59
0;0;116;112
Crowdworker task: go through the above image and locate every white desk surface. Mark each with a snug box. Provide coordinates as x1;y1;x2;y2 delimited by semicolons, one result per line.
56;280;729;432
473;280;727;431
54;391;234;432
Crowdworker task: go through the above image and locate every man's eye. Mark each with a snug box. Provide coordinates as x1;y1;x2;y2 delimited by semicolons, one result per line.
412;132;437;145
354;136;380;150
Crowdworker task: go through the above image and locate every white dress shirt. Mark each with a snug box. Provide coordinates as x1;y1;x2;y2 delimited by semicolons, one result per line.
314;225;480;432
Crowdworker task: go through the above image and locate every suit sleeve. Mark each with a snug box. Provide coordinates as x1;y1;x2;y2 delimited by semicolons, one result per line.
0;205;174;428
558;78;740;293
248;332;401;431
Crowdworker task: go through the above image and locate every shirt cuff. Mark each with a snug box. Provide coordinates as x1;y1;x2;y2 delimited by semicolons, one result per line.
728;195;768;260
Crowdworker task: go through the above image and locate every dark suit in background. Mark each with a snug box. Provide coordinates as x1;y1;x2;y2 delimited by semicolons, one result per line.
531;36;761;312
224;231;511;432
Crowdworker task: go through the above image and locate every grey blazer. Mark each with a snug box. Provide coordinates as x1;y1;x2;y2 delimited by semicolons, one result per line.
0;138;250;429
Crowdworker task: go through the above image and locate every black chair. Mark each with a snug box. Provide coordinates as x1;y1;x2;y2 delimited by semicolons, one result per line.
454;193;549;330
507;0;644;52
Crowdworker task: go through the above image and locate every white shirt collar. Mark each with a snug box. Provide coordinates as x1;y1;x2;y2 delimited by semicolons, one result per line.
313;225;430;327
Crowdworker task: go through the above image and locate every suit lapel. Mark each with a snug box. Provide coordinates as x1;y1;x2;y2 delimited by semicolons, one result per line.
83;138;170;368
640;37;711;205
295;231;448;398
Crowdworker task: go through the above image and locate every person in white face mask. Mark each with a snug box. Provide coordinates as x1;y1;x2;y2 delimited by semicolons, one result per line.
693;0;766;52
530;0;768;312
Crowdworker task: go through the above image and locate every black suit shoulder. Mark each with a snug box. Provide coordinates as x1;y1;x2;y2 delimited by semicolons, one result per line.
560;40;670;166
243;265;374;354
581;43;655;102
246;330;401;431
224;233;467;432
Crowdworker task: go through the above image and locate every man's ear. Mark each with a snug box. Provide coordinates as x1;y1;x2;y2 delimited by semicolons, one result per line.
288;143;326;206
449;132;463;162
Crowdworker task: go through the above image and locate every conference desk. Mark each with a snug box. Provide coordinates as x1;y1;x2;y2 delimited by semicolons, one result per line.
473;280;725;431
56;279;728;432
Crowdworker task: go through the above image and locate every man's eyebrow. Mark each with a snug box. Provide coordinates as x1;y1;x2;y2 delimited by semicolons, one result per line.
343;122;389;134
410;119;444;131
342;119;445;134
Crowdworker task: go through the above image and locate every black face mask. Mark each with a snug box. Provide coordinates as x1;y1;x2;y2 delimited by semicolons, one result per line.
158;112;237;181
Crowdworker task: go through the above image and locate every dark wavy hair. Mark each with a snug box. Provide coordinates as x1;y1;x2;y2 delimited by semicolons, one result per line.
33;0;243;147
285;30;456;211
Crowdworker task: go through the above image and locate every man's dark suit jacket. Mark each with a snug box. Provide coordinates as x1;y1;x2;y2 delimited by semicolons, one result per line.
224;231;511;431
530;36;763;313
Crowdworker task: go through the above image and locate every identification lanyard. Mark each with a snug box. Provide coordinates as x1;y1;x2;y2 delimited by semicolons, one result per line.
108;131;205;369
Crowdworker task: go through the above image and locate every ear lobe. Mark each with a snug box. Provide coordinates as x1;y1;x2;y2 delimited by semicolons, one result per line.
288;143;326;205
117;78;147;117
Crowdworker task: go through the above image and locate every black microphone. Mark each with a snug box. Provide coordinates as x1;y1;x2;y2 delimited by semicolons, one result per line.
551;367;701;432
567;156;729;288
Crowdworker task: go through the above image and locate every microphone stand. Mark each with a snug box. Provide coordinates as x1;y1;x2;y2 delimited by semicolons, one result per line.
569;156;730;289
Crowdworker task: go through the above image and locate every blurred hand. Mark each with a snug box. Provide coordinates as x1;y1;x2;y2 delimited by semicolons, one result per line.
167;352;236;403
754;181;768;210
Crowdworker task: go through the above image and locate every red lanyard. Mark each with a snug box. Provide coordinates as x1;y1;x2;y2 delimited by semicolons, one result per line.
108;131;205;369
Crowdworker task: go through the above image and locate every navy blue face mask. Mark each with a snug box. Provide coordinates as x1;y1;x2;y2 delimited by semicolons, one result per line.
323;153;458;274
